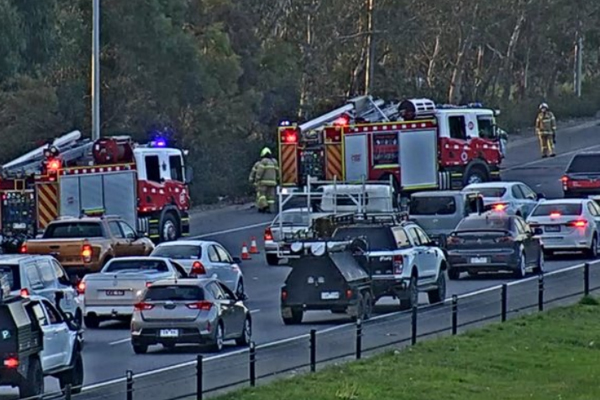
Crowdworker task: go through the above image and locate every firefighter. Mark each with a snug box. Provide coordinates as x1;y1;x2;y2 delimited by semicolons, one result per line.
535;103;557;158
249;147;279;213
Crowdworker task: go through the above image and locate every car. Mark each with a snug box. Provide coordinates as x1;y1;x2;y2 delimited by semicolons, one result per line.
0;255;84;325
130;278;251;354
0;289;84;398
562;151;600;198
526;199;600;257
462;181;543;218
150;240;246;298
445;212;544;279
80;256;188;328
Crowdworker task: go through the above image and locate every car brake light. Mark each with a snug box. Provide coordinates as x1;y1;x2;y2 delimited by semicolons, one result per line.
393;255;403;274
345;289;353;299
19;244;27;254
264;227;273;241
492;203;507;211
134;302;154;311
146;282;152;287
20;288;29;298
3;358;18;368
568;220;587;228
281;290;288;301
191;261;206;275
186;301;213;310
549;212;561;218
561;176;569;183
81;244;93;263
76;282;85;295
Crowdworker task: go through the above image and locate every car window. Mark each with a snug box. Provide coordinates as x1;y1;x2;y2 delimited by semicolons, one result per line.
391;228;411;249
37;260;57;288
531;203;582;217
590;201;600;215
519;184;537;200
406;227;424;246
414;227;432;244
151;245;202;259
0;264;20;290
43;222;104;238
51;260;71;286
567;154;600;173
119;222;137;239
108;221;124;238
25;265;44;289
457;216;511;231
208;246;220;263
274;211;310;226
170;261;188;278
41;300;63;325
218;282;236;300
31;302;48;326
104;259;169;272
206;282;225;300
215;246;232;263
465;187;506;198
587;202;598;216
144;285;204;301
410;196;456;215
511;185;525;199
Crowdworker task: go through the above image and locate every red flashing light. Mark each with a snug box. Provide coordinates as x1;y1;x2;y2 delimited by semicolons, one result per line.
81;244;93;263
333;114;350;126
191;261;206;275
186;301;213;310
549;212;561;218
264;227;273;241
134;302;154;311
3;358;19;368
47;159;61;172
282;129;298;144
20;288;29;298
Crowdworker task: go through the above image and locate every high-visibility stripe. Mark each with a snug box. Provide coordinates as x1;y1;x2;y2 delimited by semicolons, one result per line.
326;144;343;180
280;145;297;184
37;183;59;230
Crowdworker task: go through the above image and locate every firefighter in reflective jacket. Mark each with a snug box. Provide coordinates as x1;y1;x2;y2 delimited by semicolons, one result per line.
535;103;557;158
249;147;279;213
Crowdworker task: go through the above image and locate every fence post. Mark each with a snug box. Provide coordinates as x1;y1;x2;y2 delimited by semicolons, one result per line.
538;274;544;312
501;284;508;322
584;263;590;296
411;306;418;345
309;329;316;372
451;295;458;335
126;370;134;400
249;341;256;387
196;355;203;400
65;384;72;400
355;318;362;360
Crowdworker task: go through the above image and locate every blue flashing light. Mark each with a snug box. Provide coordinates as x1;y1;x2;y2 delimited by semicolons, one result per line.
279;120;291;127
155;138;166;147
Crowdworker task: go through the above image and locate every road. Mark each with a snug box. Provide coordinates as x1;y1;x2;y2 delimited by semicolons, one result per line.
3;119;600;399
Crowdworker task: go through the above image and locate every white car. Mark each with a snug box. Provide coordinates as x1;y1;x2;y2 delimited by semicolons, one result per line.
463;181;542;218
526;199;600;257
150;240;246;298
0;255;83;323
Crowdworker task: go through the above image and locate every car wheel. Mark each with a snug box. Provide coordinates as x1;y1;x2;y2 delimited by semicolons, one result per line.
448;268;460;281
236;317;252;346
427;271;446;304
19;357;43;399
282;307;303;325
586;235;598;258
400;275;418;310
84;314;100;329
210;322;225;352
362;291;373;320
60;350;84;394
266;254;279;266
132;343;148;354
533;250;545;274
160;214;179;242
513;251;527;279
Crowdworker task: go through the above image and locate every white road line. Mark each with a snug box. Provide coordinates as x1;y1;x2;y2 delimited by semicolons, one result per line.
188;222;271;239
109;338;131;346
250;309;261;314
502;143;600;172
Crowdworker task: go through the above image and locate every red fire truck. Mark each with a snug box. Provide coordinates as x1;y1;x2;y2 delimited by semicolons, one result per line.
0;130;191;252
277;96;502;193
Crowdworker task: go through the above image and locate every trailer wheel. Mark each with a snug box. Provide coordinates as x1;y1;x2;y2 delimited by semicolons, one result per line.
160;213;179;242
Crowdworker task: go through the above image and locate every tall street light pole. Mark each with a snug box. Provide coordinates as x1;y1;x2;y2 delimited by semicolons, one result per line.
91;0;101;140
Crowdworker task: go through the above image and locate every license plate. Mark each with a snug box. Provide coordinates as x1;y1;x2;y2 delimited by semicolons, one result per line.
12;223;26;229
470;257;489;264
545;225;560;232
105;290;124;296
321;291;340;300
160;329;179;338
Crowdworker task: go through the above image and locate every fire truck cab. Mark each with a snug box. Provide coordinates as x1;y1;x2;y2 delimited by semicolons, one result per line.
277;96;502;197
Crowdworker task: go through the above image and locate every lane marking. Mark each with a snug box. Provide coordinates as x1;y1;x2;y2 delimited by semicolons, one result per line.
83;261;600;391
189;222;270;239
502;143;600;172
250;309;261;314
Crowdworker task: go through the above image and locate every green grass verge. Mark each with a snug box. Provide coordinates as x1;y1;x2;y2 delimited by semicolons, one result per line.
215;299;600;400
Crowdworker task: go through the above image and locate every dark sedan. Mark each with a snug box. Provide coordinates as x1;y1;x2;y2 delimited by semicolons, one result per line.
445;212;544;280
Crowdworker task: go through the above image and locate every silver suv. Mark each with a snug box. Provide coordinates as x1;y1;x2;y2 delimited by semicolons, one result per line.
0;255;83;323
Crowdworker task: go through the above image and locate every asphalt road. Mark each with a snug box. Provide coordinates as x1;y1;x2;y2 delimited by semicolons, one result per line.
3;119;600;399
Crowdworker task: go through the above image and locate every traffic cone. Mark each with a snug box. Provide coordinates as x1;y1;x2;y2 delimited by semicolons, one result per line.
249;237;260;254
241;242;251;260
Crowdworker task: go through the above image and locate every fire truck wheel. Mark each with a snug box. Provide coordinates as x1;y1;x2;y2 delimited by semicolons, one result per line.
161;214;180;242
463;166;488;186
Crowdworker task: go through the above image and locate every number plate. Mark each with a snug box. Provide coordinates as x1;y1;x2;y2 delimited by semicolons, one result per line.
321;291;340;300
105;290;124;296
470;257;489;264
545;225;560;232
160;329;179;338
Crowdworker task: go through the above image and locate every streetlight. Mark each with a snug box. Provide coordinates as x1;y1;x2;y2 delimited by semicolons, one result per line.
91;0;101;140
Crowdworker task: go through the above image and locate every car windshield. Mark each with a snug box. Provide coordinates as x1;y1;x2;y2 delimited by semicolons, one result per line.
144;285;205;301
567;154;600;173
332;227;394;249
457;216;510;231
104;260;169;273
151;245;201;259
531;203;582;217
0;264;19;290
410;196;456;215
273;211;310;226
43;222;103;238
465;187;506;198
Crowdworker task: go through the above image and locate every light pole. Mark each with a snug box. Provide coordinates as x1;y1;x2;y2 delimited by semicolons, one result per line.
91;0;101;140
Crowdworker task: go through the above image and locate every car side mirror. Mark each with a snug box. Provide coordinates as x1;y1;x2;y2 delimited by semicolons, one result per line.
232;257;242;264
536;193;545;200
533;227;543;235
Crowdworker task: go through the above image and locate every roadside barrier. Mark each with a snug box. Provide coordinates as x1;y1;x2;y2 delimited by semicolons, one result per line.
68;260;600;400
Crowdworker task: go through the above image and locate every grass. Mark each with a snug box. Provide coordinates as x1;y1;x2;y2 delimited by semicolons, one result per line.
214;299;600;400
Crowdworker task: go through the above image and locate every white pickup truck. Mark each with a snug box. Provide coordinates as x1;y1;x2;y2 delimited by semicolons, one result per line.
80;257;187;328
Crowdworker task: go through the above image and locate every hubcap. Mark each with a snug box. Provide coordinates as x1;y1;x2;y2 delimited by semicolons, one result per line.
245;320;251;341
216;325;223;350
237;281;244;297
439;274;446;299
468;174;483;184
163;221;176;241
521;253;526;276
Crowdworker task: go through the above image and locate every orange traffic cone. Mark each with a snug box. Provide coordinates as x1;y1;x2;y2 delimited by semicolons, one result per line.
249;237;259;254
241;242;251;260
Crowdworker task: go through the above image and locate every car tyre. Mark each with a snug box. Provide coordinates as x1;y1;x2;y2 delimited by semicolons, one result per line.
362;291;373;320
586;235;598;258
236;317;252;346
209;322;225;352
19;357;43;399
427;271;446;304
132;343;148;354
400;275;418;310
266;254;279;266
463;165;488;186
282;307;303;325
160;213;179;242
84;314;100;329
448;268;460;280
59;350;84;394
513;251;527;279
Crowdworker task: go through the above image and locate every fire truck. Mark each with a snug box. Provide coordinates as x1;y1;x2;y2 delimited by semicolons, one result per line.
0;130;191;252
277;96;503;195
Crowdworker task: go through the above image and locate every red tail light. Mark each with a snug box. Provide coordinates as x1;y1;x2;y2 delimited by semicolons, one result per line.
76;281;85;295
447;236;464;245
81;244;93;263
3;358;19;368
281;290;288;301
20;288;29;298
186;301;213;310
145;282;152;288
393;255;403;274
19;244;27;254
345;289;353;299
191;261;206;275
568;220;587;228
264;227;273;241
134;302;154;311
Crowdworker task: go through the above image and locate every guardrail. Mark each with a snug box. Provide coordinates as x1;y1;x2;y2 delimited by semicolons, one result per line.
31;260;600;400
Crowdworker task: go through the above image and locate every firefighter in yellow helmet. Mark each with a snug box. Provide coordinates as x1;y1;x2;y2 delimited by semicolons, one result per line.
535;103;557;158
249;147;279;213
